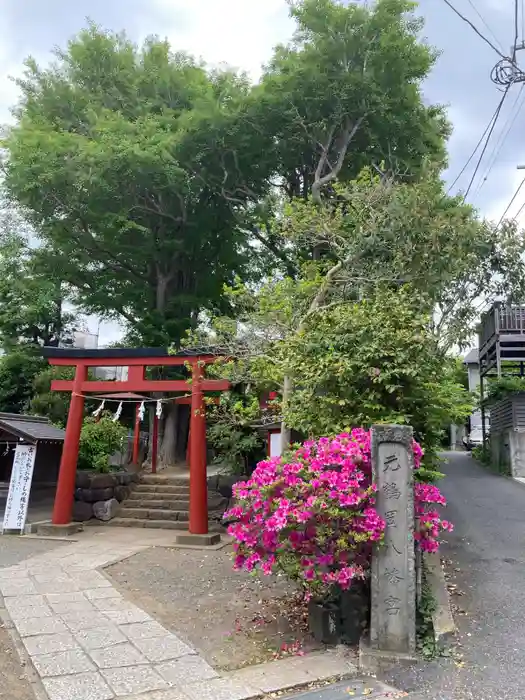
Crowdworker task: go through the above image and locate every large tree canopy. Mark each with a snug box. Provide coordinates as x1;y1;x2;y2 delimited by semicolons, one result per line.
254;0;448;200
2;0;449;345
2;29;269;345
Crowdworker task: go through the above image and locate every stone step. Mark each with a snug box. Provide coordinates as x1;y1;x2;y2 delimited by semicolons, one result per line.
118;508;189;522
125;498;190;510
140;474;190;485
108;518;188;530
133;485;190;495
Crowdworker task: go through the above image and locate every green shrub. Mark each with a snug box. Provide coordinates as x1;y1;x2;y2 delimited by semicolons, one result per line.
206;392;265;476
78;415;127;473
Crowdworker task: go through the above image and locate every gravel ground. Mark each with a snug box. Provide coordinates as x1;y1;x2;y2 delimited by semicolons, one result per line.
107;544;325;671
0;536;68;700
382;452;525;700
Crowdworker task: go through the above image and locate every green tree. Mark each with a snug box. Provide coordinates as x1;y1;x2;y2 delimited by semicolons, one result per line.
281;288;473;456
2;28;269;347
241;0;448;264
29;366;75;426
0;205;75;351
189;170;515;452
0;349;45;414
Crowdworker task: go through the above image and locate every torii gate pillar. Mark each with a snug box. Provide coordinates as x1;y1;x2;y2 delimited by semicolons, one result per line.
52;364;87;525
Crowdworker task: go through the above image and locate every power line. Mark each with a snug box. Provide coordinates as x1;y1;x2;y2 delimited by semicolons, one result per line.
464;85;512;199
496;175;525;228
465;0;504;53
515;0;520;60
447;111;497;194
441;0;508;61
474;83;525;196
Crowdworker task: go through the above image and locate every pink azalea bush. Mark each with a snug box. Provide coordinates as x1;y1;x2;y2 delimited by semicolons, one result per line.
225;429;452;597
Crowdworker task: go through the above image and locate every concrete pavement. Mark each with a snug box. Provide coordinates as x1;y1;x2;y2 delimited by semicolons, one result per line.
382;451;525;700
0;529;382;700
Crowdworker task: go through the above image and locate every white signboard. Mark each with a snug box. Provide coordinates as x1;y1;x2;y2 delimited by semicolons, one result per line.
2;445;37;532
269;432;282;458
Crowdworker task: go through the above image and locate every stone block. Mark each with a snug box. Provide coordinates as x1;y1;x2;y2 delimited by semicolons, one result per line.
46;593;87;604
115;472;133;486
359;633;416;674
16;616;68;637
83;588;121;601
75;625;127;651
229;656;310;694
75;471;92;489
35;521;84;537
90;474;117;489
183;677;260;700
94;488;115;502
114;485;130;502
0;578;37;596
43;671;114;700
93;499;119;521
156;656;218;684
32;648;96;677
89;642;148;668
207;474;220;492
101;666;169;695
218;474;239;497
59;612;107;632
208;492;230;521
132;634;194;662
173;533;221;546
81;487;116;503
104;608;151;625
73;501;94;522
48;600;96;615
119;621;168;641
23;632;79;656
75;488;85;501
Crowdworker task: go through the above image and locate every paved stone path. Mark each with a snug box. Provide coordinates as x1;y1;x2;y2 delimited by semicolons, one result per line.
0;533;365;700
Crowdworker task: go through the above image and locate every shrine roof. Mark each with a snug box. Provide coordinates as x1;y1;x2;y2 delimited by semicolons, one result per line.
0;413;65;444
42;347;218;359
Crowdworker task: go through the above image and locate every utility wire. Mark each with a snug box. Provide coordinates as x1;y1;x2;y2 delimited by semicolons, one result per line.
441;0;508;61
496;175;525;228
447;102;503;194
515;0;520;60
465;0;505;53
475;83;525;196
464;85;512;199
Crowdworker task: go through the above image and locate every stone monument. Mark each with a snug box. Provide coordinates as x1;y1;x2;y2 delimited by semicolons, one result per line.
362;424;416;666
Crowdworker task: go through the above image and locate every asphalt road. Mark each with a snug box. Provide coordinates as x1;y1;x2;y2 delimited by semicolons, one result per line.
382;451;525;700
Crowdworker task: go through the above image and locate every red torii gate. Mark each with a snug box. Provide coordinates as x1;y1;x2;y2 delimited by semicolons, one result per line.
42;347;228;535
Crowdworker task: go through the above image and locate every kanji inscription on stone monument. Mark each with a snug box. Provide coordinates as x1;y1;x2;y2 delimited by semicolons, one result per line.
370;424;416;655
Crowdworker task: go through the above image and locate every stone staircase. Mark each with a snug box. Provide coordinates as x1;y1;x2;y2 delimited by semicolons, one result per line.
109;474;190;530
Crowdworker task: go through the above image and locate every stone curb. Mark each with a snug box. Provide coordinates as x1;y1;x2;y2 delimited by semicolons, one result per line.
424;552;456;649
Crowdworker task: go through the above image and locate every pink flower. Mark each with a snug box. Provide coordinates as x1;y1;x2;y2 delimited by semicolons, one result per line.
226;430;450;595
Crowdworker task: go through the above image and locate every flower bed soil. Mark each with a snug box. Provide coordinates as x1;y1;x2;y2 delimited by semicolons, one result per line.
106;544;328;671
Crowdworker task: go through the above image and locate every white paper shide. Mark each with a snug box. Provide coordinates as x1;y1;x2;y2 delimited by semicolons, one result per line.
2;445;37;532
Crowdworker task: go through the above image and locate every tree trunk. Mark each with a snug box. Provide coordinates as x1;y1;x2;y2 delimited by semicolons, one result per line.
159;403;178;466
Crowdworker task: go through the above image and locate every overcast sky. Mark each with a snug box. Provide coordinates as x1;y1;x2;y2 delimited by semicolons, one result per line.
0;0;524;344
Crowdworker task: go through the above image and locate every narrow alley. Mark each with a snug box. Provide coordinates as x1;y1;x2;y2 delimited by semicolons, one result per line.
384;452;525;700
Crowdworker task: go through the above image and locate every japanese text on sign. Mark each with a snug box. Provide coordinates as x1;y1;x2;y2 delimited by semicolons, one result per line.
2;445;37;532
